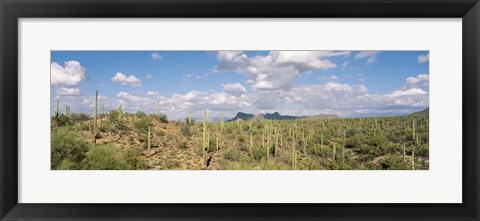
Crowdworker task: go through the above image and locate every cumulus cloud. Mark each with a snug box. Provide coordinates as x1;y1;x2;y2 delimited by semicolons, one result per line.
406;74;429;87
116;91;155;110
221;83;247;96
111;72;141;88
354;51;379;64
418;53;429;63
56;87;81;96
146;91;161;96
51;60;86;86
216;51;349;91
151;52;162;60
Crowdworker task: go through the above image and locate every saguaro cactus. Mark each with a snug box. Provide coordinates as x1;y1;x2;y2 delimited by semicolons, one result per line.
157;100;160;115
216;129;219;151
147;125;152;156
332;143;336;162
250;132;253;154
203;110;207;166
94;90;98;135
55;98;59;118
412;118;416;140
118;104;123;121
342;131;346;165
411;145;415;170
403;143;406;163
321;133;324;151
292;125;297;169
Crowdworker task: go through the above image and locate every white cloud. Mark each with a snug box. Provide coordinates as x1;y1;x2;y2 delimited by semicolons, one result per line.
56;87;81;96
342;60;349;69
386;88;428;98
51;60;86;86
221;83;247;96
217;51;349;91
319;75;338;81
406;74;429;87
116;91;155;111
151;52;162;60
418;53;429;63
111;72;141;88
145;74;153;79
146;91;161;96
354;51;379;64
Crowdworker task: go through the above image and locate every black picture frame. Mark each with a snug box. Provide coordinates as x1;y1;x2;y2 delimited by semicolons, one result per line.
1;0;479;220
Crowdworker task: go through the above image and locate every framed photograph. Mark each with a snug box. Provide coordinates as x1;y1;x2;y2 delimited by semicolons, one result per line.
1;0;479;220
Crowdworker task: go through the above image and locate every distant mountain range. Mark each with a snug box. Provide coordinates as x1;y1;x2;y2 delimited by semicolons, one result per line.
227;112;339;122
409;108;429;116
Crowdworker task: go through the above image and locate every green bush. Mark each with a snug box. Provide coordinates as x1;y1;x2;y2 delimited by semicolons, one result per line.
123;148;146;170
181;124;191;136
135;111;148;118
251;146;265;161
69;112;90;122
381;155;410;170
87;144;126;170
51;126;89;170
223;148;241;161
52;115;72;127
164;160;180;169
133;118;150;132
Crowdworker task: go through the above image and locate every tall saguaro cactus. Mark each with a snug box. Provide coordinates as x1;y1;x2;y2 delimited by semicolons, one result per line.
118;104;123;121
412;118;416;140
55;98;59;118
203;110;207;166
147;125;152;156
411;145;415;170
92;90;98;145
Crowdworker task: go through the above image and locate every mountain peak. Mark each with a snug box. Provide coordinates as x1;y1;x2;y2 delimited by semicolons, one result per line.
228;111;339;121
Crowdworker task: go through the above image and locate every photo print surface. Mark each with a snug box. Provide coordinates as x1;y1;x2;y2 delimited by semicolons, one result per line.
50;51;429;170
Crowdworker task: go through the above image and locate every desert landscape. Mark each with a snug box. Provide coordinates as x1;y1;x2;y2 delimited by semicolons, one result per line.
51;97;429;170
50;50;429;170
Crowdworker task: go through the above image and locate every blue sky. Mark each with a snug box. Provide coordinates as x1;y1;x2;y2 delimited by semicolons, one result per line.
51;51;429;120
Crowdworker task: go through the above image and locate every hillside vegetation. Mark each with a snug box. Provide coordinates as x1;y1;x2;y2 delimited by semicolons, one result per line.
51;105;429;170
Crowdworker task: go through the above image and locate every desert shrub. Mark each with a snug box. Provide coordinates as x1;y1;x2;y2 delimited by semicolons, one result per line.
184;117;195;125
135;111;148;118
260;159;290;170
87;144;126;170
345;128;356;138
223;148;241;161
181;124;191;136
251;146;265;161
52;115;72;127
157;113;168;123
69;112;90;122
237;136;245;143
415;143;429;157
123;148;146;170
51;126;89;170
311;144;331;158
156;130;165;137
164;160;180;169
133;118;150;132
381;155;410;170
299;157;320;170
206;139;217;152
